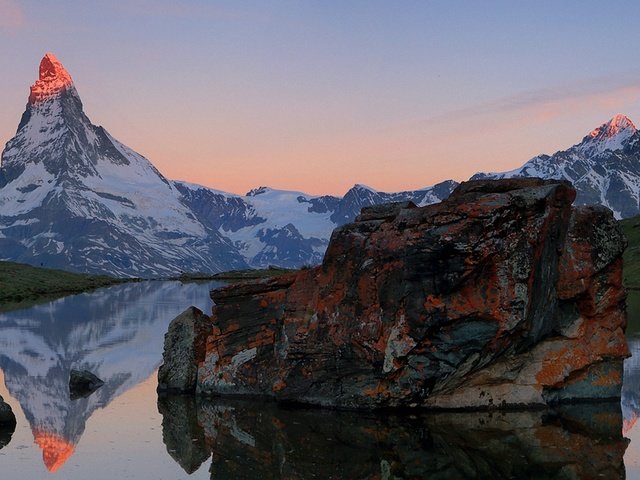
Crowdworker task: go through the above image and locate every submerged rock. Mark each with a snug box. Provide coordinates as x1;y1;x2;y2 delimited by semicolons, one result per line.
159;179;629;409
69;370;104;400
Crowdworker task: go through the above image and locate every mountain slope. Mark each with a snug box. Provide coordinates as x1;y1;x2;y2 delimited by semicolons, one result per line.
0;54;457;276
0;54;248;276
472;114;640;218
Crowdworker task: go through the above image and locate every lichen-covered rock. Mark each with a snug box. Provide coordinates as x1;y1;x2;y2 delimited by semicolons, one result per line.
158;306;211;393
161;179;629;409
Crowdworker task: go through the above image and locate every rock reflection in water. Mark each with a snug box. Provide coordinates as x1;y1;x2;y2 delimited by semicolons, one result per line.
158;397;627;479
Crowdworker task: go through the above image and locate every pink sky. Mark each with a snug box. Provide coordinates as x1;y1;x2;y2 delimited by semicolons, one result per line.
2;2;640;195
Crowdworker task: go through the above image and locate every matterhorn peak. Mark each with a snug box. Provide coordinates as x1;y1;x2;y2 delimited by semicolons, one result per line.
28;52;74;104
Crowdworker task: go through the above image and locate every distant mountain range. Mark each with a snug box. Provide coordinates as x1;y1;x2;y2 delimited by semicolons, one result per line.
473;113;640;219
0;53;638;277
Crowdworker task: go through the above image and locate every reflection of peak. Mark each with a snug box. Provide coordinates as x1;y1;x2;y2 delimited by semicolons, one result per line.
33;429;75;472
0;281;218;472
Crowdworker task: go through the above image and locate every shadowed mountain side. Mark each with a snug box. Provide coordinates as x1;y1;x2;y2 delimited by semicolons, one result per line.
157;397;627;479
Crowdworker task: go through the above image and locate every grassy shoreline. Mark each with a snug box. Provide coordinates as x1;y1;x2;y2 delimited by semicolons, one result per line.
0;261;132;312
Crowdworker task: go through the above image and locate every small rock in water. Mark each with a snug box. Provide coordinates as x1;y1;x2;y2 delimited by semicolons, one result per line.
0;394;16;449
69;369;104;400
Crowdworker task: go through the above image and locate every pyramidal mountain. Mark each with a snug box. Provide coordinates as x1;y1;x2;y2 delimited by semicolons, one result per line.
0;54;456;277
472;113;640;219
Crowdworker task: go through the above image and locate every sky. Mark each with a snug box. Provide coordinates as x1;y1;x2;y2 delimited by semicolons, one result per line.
2;1;640;196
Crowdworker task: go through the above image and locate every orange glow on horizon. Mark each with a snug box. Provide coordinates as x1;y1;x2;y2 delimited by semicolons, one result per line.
33;429;76;473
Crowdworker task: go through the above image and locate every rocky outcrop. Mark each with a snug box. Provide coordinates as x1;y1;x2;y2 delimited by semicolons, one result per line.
159;179;629;409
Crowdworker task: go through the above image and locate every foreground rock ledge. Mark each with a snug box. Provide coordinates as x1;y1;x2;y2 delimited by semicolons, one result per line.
159;179;629;409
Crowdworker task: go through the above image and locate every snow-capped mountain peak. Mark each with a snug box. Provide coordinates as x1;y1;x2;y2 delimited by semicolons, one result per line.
29;53;74;104
473;113;640;219
588;113;636;140
579;113;637;155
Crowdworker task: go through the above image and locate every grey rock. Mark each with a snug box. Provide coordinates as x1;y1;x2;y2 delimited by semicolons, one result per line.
157;306;212;393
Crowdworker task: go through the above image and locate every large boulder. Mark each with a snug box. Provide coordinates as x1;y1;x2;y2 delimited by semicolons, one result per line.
160;179;629;409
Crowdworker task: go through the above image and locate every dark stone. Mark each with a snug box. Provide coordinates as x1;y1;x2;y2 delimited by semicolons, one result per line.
69;369;104;400
0;395;15;450
355;201;416;221
0;394;16;450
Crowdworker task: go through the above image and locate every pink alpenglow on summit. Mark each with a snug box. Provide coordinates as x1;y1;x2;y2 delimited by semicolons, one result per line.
28;53;74;104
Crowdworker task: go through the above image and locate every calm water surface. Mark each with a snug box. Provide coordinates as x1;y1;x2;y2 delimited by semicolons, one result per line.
0;281;637;479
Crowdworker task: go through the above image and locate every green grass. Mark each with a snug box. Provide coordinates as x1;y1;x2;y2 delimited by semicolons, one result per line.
0;261;129;311
620;216;640;289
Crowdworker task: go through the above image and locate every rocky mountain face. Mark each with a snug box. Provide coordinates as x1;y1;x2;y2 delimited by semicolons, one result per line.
473;114;640;219
0;54;456;277
159;179;628;409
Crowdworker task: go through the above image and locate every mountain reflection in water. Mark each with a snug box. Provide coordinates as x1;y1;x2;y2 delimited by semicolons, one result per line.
158;396;627;479
0;280;219;472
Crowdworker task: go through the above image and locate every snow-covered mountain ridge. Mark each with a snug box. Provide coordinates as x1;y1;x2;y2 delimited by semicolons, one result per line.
0;54;456;277
472;113;640;219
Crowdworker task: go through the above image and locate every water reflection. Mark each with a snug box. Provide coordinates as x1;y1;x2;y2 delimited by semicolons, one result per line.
0;280;218;472
158;396;627;479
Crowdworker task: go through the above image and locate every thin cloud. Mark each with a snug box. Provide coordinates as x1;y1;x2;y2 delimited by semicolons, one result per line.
415;73;640;131
0;0;25;30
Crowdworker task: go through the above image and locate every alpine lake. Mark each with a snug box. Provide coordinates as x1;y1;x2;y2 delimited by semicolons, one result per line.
0;280;637;479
